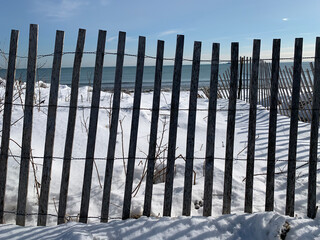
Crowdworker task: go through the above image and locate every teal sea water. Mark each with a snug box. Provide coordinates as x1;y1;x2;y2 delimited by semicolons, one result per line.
0;62;311;90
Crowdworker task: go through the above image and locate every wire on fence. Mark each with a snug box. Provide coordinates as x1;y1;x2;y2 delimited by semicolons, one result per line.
3;102;320;112
0;49;318;63
2;153;317;163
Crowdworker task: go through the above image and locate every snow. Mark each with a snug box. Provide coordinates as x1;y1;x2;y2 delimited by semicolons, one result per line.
0;77;319;239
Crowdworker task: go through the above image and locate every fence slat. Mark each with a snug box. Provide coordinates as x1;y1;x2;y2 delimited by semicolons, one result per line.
122;36;146;220
265;39;280;211
0;30;19;224
58;29;86;225
182;41;201;216
203;43;220;216
163;35;184;217
222;42;239;214
143;40;164;217
16;24;38;226
285;38;303;217
244;39;261;213
287;67;308;122
300;70;312;121
101;31;126;223
79;30;106;223
283;67;303;122
307;37;320;219
37;30;64;226
279;69;291;117
301;70;313;120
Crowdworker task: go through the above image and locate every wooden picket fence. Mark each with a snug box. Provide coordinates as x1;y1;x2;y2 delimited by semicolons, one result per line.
0;24;320;227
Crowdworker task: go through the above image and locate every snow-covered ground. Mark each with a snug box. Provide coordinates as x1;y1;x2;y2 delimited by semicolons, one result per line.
0;78;319;239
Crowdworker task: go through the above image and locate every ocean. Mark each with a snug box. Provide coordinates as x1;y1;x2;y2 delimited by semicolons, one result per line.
0;62;311;90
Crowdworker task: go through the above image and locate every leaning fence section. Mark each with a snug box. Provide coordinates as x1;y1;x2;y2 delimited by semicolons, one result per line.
0;24;319;227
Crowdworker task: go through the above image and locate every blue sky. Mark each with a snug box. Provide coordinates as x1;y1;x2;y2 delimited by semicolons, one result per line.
0;0;319;67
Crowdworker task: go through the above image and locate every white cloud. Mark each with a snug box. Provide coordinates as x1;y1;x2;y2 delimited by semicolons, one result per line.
158;30;183;37
34;0;88;20
282;18;289;21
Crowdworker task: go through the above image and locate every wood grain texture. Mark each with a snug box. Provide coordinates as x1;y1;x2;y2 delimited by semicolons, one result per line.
143;40;164;217
307;37;320;219
58;29;86;225
122;36;146;220
182;41;201;216
163;35;184;217
203;43;220;217
244;39;261;213
265;39;280;211
79;30;106;223
222;42;239;215
37;30;64;226
286;38;303;217
0;29;19;224
16;24;38;226
101;31;126;223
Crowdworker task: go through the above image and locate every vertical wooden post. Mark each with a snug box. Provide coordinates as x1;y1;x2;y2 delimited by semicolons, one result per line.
182;41;201;216
100;31;126;223
143;40;164;217
286;38;303;217
244;40;261;213
265;39;281;211
0;29;19;224
222;42;239;214
16;24;38;226
203;43;220;217
122;36;146;220
163;35;184;217
307;37;320;219
58;29;86;225
37;30;64;226
79;30;106;223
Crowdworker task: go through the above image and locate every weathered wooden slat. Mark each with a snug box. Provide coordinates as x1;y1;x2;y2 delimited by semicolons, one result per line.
285;38;303;217
79;30;106;223
122;36;146;220
244;39;261;213
163;35;184;217
246;57;249;102
265;39;281;211
222;42;239;215
58;29;86;225
287;67;308;122
279;69;292;117
182;41;201;216
301;70;313;120
237;57;243;100
16;24;38;226
219;74;229;99
0;29;19;224
300;70;312;121
282;67;303;122
143;40;164;217
100;31;126;223
307;37;320;219
203;43;220;217
37;30;64;226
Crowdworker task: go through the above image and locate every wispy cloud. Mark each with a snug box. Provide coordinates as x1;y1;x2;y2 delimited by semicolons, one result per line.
282;18;289;21
158;29;183;37
34;0;88;20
